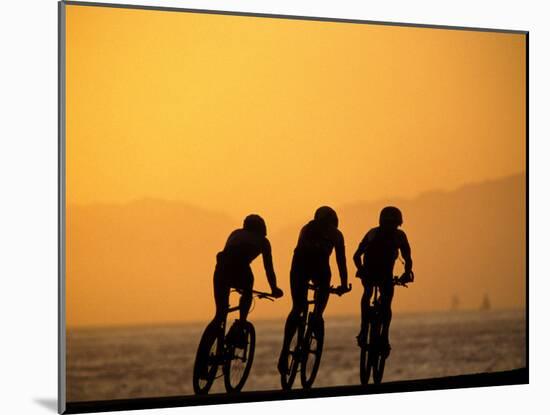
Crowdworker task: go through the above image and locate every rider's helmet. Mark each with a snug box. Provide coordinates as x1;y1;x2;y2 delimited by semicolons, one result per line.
314;206;339;228
379;206;403;228
243;214;267;237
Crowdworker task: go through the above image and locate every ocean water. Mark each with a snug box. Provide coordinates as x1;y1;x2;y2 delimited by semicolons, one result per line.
66;309;526;402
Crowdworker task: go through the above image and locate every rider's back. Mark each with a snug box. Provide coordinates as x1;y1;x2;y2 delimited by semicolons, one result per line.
361;226;406;277
295;220;339;259
222;229;265;265
292;220;342;278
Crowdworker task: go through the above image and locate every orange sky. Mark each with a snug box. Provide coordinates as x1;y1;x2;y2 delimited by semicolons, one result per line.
65;4;526;327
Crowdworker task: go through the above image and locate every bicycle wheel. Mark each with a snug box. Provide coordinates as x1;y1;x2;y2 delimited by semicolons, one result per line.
192;324;222;395
372;320;388;384
300;315;324;389
367;318;387;385
223;321;256;393
359;320;371;385
280;323;303;391
373;350;387;384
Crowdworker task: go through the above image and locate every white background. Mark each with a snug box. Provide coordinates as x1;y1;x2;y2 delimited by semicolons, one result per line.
0;0;546;414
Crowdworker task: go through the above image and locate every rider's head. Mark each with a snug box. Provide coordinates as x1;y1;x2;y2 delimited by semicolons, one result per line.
314;206;339;228
379;206;403;228
243;214;267;237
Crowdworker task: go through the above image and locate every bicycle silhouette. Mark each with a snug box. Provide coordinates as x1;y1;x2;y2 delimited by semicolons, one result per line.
192;289;277;394
280;283;351;390
359;273;413;385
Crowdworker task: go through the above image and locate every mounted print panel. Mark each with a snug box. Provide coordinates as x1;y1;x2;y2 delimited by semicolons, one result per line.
59;1;527;413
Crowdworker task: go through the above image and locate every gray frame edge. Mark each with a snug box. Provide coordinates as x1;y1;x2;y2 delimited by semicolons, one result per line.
58;1;67;414
62;0;527;35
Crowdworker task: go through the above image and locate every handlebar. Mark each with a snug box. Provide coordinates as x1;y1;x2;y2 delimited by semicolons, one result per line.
393;277;408;287
393;271;415;288
252;289;277;301
330;284;352;296
306;283;352;296
232;288;278;301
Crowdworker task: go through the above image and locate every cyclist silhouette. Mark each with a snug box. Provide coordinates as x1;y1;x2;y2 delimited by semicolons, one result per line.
353;206;413;355
278;206;350;374
208;214;283;344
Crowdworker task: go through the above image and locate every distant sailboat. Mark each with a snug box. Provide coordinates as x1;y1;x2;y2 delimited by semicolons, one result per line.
451;294;460;311
480;293;491;311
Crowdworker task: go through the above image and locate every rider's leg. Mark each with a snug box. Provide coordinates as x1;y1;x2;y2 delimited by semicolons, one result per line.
221;267;254;348
312;275;331;323
308;260;331;322
211;262;230;328
237;267;254;322
199;264;229;377
283;276;307;346
281;306;306;351
238;291;252;322
358;279;373;343
279;267;307;373
379;277;395;350
282;303;306;350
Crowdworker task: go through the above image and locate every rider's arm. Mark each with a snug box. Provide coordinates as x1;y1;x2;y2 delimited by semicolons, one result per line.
334;229;348;287
399;231;413;274
353;238;366;269
353;235;368;270
261;238;278;290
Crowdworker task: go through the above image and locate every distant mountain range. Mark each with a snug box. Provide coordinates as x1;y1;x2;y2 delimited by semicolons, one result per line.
67;173;526;327
270;173;526;317
66;199;235;326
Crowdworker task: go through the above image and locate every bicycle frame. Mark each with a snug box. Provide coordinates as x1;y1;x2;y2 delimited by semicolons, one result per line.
219;289;274;357
193;289;276;395
281;283;349;390
304;284;323;321
359;275;410;385
370;285;384;319
292;283;336;354
369;276;409;319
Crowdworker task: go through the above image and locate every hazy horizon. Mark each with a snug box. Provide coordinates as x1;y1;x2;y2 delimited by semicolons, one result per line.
67;305;527;330
66;172;526;327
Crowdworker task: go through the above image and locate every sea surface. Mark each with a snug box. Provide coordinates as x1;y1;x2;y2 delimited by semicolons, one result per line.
66;309;526;402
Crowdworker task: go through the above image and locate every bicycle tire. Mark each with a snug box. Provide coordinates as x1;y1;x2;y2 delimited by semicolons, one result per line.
364;317;381;385
373;351;387;384
280;323;303;391
223;321;256;393
192;324;221;395
371;317;388;384
300;315;324;389
367;317;387;385
359;320;371;385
